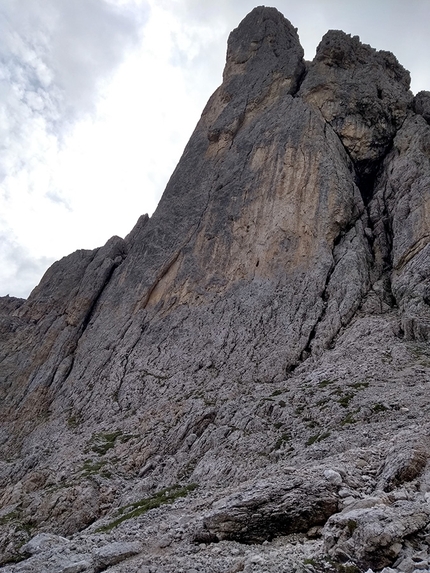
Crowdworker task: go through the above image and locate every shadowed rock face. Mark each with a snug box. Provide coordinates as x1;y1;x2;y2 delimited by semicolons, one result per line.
1;7;430;571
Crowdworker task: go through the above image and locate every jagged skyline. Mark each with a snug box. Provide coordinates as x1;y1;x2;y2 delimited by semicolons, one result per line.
1;0;430;298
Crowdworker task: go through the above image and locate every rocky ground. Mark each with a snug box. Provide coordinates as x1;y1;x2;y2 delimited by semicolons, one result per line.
1;311;430;572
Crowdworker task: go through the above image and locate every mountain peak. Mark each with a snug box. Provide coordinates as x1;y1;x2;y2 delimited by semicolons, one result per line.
224;6;304;91
1;8;430;572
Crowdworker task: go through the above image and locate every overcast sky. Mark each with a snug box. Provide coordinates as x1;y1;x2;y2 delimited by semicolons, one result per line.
1;0;429;298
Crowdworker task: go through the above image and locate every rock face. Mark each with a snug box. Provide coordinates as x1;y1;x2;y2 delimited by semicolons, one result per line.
1;7;430;572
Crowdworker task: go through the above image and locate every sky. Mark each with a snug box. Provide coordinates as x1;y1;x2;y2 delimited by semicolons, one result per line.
1;0;430;299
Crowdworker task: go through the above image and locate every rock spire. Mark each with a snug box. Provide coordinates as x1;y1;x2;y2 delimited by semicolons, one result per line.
0;7;429;572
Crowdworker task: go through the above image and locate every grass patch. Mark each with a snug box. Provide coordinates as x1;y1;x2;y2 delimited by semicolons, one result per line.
341;412;356;426
306;431;331;447
348;381;369;390
0;510;35;540
0;510;20;525
88;430;131;455
303;558;318;566
301;556;360;573
372;403;388;413
81;459;110;477
67;414;81;429
96;484;198;533
337;393;354;408
274;433;291;450
271;389;283;397
318;379;335;388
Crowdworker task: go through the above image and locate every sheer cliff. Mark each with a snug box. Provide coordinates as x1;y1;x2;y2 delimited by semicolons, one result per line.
1;7;430;572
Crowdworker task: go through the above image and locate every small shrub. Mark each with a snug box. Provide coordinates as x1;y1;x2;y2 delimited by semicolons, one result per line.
306;431;331;446
96;483;198;532
318;379;335;388
274;433;291;450
81;459;108;476
348;381;369;390
89;430;123;455
372;403;388;413
67;415;81;429
271;389;283;397
341;412;356;425
0;510;20;525
337;393;354;408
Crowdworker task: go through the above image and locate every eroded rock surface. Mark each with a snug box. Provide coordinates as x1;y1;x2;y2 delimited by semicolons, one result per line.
1;6;430;573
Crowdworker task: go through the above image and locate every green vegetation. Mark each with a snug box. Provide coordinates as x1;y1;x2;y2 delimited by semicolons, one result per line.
372;403;388;413
88;430;123;455
81;459;111;478
0;510;35;539
0;510;20;526
408;343;430;367
337;392;354;408
87;429;135;456
96;484;198;533
341;412;357;425
274;432;291;450
348;381;369;390
67;414;81;429
301;556;360;573
306;431;330;446
271;389;283;396
318;379;335;388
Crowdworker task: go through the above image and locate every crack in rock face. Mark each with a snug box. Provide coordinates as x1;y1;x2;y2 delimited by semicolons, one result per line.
1;6;430;572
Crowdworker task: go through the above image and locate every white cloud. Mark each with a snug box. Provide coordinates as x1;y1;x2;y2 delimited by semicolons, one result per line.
1;0;429;298
0;0;146;296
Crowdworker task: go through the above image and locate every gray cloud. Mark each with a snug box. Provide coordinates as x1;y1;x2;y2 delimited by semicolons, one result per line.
0;0;148;297
0;229;55;299
1;0;429;300
0;0;146;128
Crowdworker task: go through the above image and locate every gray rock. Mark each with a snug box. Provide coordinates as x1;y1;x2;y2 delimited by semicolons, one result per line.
200;471;338;543
300;30;412;171
93;541;142;572
20;532;70;555
324;469;343;485
414;91;430;123
323;501;430;569
377;436;429;491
